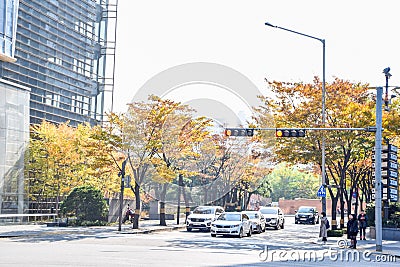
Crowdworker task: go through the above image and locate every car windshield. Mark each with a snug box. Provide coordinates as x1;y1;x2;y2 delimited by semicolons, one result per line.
260;208;277;215
298;207;314;213
193;207;214;214
244;212;258;219
218;213;241;221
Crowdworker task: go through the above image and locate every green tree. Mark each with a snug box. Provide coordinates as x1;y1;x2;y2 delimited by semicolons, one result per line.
266;163;319;201
60;185;108;223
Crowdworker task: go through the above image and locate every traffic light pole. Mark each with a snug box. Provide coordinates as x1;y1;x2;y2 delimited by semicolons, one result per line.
374;87;383;252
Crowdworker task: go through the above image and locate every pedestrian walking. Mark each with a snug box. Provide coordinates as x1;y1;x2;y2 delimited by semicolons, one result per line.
319;211;328;244
358;210;368;240
347;214;359;249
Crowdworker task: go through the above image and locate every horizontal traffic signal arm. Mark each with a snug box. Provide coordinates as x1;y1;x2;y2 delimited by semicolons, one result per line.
224;126;375;138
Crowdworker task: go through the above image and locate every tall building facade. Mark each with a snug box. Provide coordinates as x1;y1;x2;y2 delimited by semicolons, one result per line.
0;0;117;215
0;0;117;126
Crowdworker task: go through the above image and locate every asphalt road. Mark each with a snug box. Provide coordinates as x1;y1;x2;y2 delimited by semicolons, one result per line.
0;217;397;266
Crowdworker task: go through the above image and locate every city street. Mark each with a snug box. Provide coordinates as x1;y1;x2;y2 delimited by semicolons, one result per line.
0;217;397;266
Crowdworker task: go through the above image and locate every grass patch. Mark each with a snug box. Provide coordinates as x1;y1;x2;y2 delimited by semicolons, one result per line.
327;229;344;237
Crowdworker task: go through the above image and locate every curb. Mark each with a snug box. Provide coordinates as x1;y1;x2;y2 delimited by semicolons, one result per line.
0;224;187;238
121;224;187;234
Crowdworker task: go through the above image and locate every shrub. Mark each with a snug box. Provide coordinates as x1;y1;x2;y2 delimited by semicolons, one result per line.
60;185;109;225
327;229;344;237
366;203;400;228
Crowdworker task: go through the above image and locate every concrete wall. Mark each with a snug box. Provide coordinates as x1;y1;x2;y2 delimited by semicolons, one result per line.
278;198;332;215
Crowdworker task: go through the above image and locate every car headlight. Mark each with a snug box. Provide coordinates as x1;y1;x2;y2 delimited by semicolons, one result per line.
295;214;299;218
231;224;240;228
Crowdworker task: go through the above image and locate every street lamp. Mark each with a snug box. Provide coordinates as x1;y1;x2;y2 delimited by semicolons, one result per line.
264;21;327;214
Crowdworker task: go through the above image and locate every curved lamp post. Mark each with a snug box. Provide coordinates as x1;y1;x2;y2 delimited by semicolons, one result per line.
264;21;327;214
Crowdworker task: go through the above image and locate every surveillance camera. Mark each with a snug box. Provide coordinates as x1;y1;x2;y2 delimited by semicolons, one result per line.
383;67;391;75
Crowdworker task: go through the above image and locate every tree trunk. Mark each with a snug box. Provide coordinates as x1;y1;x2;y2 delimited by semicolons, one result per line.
340;195;345;229
331;197;338;230
182;185;190;221
131;183;140;229
159;183;168;226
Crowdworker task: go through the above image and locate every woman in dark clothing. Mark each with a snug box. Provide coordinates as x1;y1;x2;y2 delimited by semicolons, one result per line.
358;210;368;240
347;214;359;249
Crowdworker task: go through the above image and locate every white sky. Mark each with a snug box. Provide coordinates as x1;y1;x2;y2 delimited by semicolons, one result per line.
112;0;400;123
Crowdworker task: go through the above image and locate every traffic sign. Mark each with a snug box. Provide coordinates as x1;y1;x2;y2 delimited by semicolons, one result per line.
317;185;326;198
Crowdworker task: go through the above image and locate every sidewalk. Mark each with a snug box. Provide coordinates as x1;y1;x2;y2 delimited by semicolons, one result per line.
323;235;400;258
0;219;186;238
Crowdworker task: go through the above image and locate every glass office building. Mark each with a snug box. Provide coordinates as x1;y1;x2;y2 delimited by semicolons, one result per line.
0;0;19;62
0;0;117;126
0;0;117;215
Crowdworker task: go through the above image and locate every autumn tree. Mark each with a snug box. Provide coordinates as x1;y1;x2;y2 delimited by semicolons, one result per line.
26;121;121;213
255;77;400;229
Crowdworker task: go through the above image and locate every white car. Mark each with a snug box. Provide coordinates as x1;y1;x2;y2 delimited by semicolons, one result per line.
242;210;266;233
259;207;285;230
210;212;252;238
186;206;224;232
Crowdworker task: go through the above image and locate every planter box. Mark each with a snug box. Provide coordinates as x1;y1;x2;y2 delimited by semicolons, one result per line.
368;226;400;241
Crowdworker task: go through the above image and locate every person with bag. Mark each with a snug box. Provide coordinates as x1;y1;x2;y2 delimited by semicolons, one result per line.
347;214;359;249
319;212;328;244
358;210;368;240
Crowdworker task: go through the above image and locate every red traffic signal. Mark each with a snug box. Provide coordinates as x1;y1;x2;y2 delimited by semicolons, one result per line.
276;128;306;138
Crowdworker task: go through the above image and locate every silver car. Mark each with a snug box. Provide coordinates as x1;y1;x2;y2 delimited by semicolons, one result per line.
242;210;266;233
259;207;285;230
210;212;252;238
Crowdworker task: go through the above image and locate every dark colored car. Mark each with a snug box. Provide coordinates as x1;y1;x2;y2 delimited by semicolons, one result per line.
295;206;319;225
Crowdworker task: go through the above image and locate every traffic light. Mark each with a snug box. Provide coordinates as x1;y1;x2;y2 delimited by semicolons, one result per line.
275;128;306;138
224;128;254;137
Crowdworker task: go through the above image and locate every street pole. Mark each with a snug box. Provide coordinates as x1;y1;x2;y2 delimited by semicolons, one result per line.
321;39;327;215
374;86;383;252
118;159;127;232
264;21;327;214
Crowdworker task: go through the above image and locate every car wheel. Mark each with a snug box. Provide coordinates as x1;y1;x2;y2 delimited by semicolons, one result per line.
316;218;320;224
211;233;216;237
275;224;280;230
295;220;298;224
187;228;192;232
258;225;262;234
247;228;252;237
312;219;316;225
262;225;266;232
238;228;243;238
281;222;284;229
